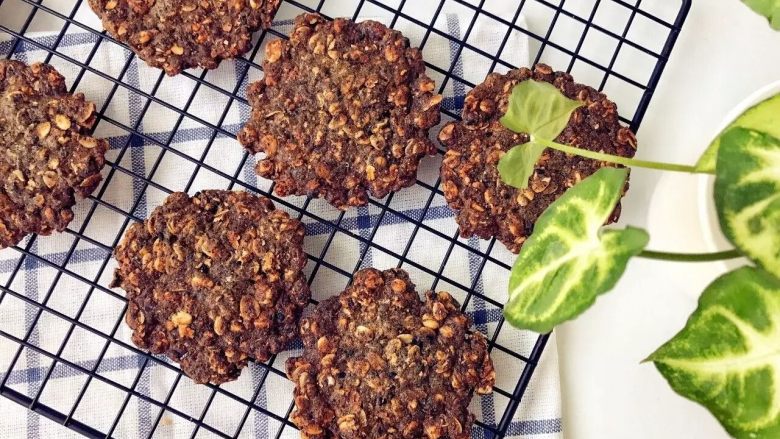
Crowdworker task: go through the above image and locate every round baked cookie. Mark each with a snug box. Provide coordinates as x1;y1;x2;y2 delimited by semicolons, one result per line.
238;13;442;209
286;268;495;439
88;0;282;75
113;191;310;384
439;64;638;253
0;60;107;249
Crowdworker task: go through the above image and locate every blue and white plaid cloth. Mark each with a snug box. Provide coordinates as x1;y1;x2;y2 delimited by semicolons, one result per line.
0;2;561;438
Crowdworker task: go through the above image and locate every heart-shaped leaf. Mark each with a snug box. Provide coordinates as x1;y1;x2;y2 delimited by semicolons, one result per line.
650;266;780;439
742;0;780;30
504;167;649;333
715;127;780;278
500;80;584;140
697;93;780;173
498;80;583;189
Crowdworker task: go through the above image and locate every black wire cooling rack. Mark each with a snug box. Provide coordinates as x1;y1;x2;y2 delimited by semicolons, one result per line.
0;0;690;437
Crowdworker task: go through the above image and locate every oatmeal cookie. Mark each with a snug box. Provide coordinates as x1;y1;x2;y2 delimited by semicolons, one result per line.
0;60;107;249
113;191;310;384
88;0;282;75
439;64;638;253
286;268;495;438
238;13;441;209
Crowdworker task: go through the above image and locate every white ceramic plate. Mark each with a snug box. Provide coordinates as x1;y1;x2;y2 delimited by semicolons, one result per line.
697;80;780;270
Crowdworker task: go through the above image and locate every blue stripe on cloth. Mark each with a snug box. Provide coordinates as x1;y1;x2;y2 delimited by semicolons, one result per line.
355;205;372;269
445;14;497;435
2;351;561;435
0;20;299;59
0;32;103;58
124;56;155;438
0;205;456;275
0;247;110;273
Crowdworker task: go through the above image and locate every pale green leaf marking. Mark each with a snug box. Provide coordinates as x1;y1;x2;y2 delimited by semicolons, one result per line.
650;267;780;439
697;93;780;172
742;0;780;30
503;167;649;333
498;80;583;189
715;128;780;278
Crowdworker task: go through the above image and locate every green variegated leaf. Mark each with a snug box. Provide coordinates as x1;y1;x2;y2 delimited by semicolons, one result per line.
650;267;780;439
697;93;780;173
742;0;780;30
498;80;583;189
503;167;649;333
715;127;780;277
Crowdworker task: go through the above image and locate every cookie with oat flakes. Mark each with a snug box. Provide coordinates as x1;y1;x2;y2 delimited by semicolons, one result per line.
113;191;309;384
286;268;495;439
439;64;638;254
88;0;282;76
0;60;107;250
238;13;442;209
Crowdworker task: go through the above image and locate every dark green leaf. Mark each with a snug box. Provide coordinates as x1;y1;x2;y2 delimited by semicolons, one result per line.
503;167;649;333
498;80;583;189
697;93;780;172
742;0;780;30
715;127;780;278
650;266;780;439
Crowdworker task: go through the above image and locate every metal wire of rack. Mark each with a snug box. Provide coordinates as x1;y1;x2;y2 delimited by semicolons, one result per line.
0;0;690;437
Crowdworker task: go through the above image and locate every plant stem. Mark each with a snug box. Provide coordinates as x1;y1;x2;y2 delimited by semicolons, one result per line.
638;249;743;262
534;138;714;175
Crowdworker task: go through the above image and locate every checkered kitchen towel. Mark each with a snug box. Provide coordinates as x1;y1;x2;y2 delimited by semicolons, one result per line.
0;1;561;438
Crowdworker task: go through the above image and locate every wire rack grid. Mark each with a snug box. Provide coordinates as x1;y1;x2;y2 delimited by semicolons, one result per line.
0;0;689;437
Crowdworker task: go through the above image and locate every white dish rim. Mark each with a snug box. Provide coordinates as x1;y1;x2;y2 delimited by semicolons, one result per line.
697;80;780;268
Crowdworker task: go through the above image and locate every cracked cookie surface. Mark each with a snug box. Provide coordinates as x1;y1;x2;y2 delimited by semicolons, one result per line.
286;268;495;438
0;60;107;249
239;13;441;209
439;64;638;254
88;0;282;75
113;190;310;384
